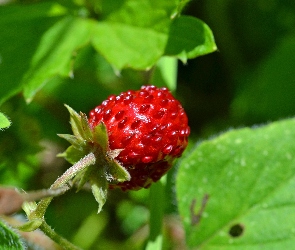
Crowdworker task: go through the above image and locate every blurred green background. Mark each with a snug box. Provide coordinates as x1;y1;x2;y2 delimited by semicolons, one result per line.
1;0;295;249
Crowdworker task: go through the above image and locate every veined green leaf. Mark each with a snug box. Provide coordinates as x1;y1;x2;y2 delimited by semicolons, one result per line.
0;219;24;249
91;0;216;70
177;118;295;249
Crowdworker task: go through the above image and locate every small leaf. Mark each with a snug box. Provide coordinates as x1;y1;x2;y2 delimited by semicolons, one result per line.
0;112;11;130
93;122;109;151
17;219;43;232
0;219;24;249
176;118;295;249
90;174;108;213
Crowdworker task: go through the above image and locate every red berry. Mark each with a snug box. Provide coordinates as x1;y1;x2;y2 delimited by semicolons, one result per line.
88;85;190;191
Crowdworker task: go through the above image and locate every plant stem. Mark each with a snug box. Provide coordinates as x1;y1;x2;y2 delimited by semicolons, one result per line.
147;180;165;250
27;152;96;249
40;220;82;250
31;152;96;219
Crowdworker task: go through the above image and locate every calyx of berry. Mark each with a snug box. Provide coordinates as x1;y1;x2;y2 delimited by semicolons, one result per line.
58;105;130;212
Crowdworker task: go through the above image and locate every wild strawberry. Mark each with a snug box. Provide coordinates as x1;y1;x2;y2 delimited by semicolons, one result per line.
58;85;189;211
88;85;190;191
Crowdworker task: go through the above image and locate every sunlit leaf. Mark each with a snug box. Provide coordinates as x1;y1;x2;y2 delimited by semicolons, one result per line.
23;17;92;102
0;2;66;105
177;118;295;249
91;0;216;69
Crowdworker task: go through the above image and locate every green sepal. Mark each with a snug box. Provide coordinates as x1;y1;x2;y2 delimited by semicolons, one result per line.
17;218;43;232
80;111;93;142
22;201;37;216
64;104;92;142
57;134;85;150
105;157;131;183
64;104;83;140
93;122;109;151
58;104;132;213
90;173;108;213
58;145;88;165
74;164;94;192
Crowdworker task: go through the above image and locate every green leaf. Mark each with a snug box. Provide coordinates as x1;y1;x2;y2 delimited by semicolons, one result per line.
0;219;24;249
176;118;295;249
91;0;216;70
23;17;92;102
0;112;11;130
146;181;165;250
91;19;169;70
164;15;217;63
151;56;178;91
0;2;66;105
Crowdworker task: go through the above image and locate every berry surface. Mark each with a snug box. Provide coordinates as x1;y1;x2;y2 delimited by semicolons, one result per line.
88;85;190;191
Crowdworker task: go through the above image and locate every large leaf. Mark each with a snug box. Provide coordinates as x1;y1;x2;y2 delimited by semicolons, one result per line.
91;0;216;69
2;0;216;103
177;118;295;249
22;17;92;102
0;2;66;105
0;219;24;249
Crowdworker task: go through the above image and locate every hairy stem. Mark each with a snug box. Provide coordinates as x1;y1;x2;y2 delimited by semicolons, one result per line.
31;152;96;219
27;152;96;250
40;220;82;250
